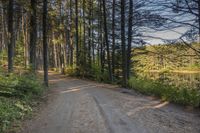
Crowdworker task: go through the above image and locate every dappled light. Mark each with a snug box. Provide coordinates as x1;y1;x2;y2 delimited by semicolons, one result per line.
127;101;169;116
60;88;81;94
0;0;200;132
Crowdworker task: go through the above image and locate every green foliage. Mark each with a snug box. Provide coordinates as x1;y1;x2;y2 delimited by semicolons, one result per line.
14;36;25;67
128;77;200;107
13;73;44;99
64;66;76;76
133;43;200;72
63;64;111;83
0;98;32;132
0;49;7;66
91;64;110;83
0;72;44;132
0;73;43;99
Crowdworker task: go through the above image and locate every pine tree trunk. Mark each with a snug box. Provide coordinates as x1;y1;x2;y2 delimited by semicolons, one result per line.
88;0;92;69
102;0;113;82
83;0;86;70
43;0;48;86
121;0;127;86
198;0;200;43
127;0;133;79
8;0;14;72
112;0;116;76
69;0;73;66
75;0;79;67
30;0;37;72
99;0;105;74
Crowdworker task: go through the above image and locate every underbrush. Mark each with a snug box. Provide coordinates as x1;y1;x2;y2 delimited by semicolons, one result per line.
0;72;44;132
63;65;112;83
128;77;200;107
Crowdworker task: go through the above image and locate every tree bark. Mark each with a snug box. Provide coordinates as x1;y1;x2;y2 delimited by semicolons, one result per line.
88;0;92;69
198;0;200;43
30;0;37;72
112;0;116;76
102;0;113;81
121;0;127;86
127;0;133;79
8;0;14;72
75;0;79;67
43;0;48;86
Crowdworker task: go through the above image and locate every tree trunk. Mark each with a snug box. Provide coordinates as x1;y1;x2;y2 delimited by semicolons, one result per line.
127;0;133;79
8;0;14;72
43;0;48;86
88;0;92;69
112;0;116;76
30;0;37;72
121;0;127;86
75;0;79;67
102;0;113;82
198;0;200;43
83;0;86;72
69;0;73;66
99;0;105;74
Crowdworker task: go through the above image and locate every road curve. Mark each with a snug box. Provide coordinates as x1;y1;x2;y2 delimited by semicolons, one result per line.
21;72;200;133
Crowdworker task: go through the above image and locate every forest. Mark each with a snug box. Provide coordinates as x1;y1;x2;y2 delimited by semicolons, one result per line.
0;0;200;133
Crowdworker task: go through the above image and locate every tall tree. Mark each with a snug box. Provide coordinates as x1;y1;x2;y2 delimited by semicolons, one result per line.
127;0;133;79
121;0;127;86
30;0;37;71
43;0;48;86
112;0;116;76
102;0;113;81
69;0;73;66
75;0;79;67
7;0;14;72
198;0;200;43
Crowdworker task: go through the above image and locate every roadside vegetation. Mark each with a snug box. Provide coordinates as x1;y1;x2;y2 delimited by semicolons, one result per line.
128;77;200;107
0;69;44;132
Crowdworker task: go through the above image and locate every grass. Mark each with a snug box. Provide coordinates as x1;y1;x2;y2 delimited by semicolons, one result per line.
0;71;45;133
128;77;200;107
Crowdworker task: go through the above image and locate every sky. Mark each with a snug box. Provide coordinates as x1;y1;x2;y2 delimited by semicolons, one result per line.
145;27;189;44
139;0;198;45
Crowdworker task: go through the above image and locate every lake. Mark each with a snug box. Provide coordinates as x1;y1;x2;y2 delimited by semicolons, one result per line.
137;72;200;90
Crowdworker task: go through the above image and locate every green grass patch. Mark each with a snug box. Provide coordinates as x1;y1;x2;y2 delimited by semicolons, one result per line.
128;77;200;107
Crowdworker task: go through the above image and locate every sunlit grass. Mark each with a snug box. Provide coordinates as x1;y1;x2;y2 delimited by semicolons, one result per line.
128;77;200;107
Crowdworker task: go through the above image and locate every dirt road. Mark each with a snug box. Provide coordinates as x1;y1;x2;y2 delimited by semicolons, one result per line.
21;72;200;133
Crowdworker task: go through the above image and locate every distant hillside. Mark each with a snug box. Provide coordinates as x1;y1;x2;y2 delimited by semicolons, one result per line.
132;43;200;72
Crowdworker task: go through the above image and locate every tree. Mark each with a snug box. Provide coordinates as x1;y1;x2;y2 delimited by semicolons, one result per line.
30;0;37;72
7;0;14;72
43;0;48;86
112;0;116;76
102;0;113;81
127;0;133;79
121;0;127;86
75;0;79;68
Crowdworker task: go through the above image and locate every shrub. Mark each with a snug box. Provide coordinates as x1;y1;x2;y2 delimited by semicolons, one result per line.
0;98;32;132
13;74;43;99
128;77;200;107
0;72;44;132
0;73;43;99
64;66;76;76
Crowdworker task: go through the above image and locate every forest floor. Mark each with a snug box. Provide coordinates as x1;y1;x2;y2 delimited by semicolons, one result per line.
21;72;200;133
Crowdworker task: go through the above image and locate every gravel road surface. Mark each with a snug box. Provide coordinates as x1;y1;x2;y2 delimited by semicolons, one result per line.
21;72;200;133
